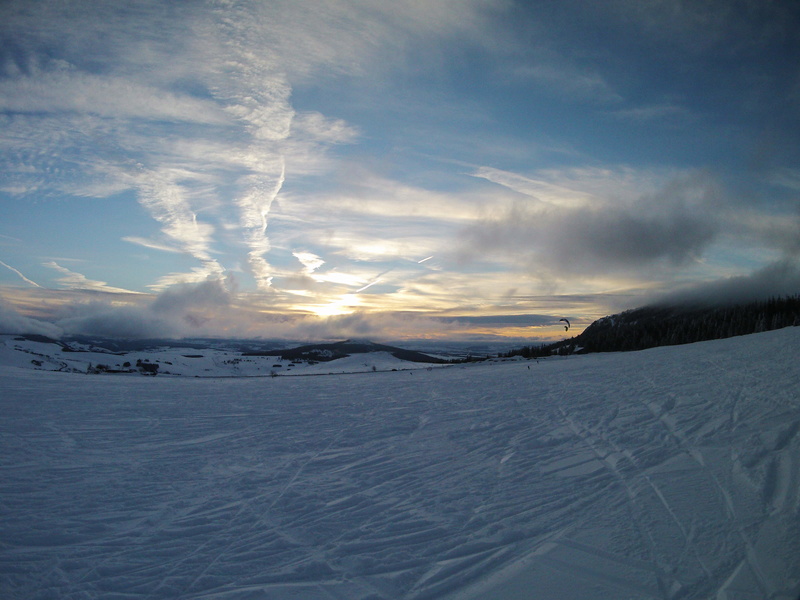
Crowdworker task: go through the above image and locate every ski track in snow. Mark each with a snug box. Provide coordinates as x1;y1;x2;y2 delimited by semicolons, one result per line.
1;328;800;599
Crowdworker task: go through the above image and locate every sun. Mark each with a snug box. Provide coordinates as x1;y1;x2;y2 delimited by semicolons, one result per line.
300;294;361;318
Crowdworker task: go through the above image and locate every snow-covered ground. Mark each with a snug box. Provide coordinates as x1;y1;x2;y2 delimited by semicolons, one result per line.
2;328;799;599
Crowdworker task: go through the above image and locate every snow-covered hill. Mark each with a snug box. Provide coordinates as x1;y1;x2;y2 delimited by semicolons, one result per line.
2;328;799;599
0;335;449;377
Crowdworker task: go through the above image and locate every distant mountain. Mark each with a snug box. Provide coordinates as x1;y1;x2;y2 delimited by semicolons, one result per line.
243;339;448;364
505;295;800;358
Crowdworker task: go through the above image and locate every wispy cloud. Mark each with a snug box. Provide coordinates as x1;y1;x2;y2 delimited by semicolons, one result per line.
133;170;218;263
471;167;595;208
509;63;623;104
121;236;183;254
0;0;505;295
608;103;688;122
0;71;228;124
292;112;360;145
44;261;141;295
0;0;365;295
294;251;325;275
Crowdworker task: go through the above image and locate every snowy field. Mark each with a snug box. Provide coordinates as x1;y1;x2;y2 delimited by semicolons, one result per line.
2;328;800;600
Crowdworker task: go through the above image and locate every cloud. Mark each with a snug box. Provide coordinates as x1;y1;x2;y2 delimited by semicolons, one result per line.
0;0;513;303
768;168;800;192
137;189;215;261
0;0;368;295
236;156;287;290
608;103;688;122
294;251;325;275
462;167;721;278
0;268;618;342
226;0;508;83
723;209;800;259
56;303;181;340
150;277;234;316
37;276;457;341
292;112;360;145
510;63;623;104
149;264;228;292
437;314;556;327
0;71;228;124
0;298;63;337
267;172;482;271
264;310;462;342
44;262;141;294
472;167;595;208
554;208;716;267
0;114;129;198
654;259;800;307
121;236;183;254
53;277;237;340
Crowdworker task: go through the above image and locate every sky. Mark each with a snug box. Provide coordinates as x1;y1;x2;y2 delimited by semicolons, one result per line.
1;0;799;343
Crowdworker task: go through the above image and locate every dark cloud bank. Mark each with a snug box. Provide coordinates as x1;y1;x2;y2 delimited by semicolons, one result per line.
460;171;724;277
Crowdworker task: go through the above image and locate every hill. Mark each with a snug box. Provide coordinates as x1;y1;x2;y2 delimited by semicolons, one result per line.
243;339;448;364
506;295;800;358
0;334;450;377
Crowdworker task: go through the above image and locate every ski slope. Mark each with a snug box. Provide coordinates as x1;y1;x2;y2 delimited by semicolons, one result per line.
2;328;799;599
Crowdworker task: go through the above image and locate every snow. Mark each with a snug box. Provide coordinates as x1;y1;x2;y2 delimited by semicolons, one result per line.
1;327;800;599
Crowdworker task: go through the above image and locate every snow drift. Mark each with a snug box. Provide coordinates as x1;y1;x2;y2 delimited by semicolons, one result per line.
1;328;799;599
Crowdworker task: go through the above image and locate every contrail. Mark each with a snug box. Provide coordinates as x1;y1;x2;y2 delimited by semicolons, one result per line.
355;267;397;293
355;278;382;293
354;256;434;295
0;260;41;287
